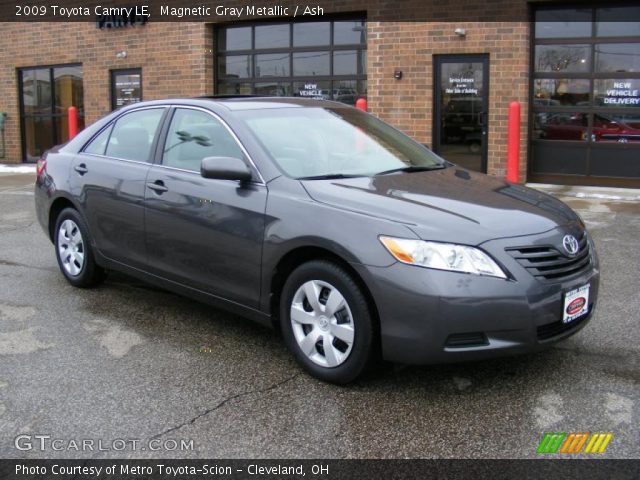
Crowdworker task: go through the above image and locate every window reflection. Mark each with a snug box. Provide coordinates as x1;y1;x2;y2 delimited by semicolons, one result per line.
255;24;289;48
593;114;640;143
534;112;588;141
293;22;330;46
22;69;51;114
596;7;640;37
256;53;290;77
216;19;367;106
218;27;251;51
535;45;591;72
533;79;590;106
595;44;640;73
535;8;591;38
334;21;366;44
217;83;252;95
219;55;251;78
20;65;84;162
255;82;292;96
293;51;330;76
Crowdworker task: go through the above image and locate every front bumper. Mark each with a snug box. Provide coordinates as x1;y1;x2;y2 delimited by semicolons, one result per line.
353;229;600;365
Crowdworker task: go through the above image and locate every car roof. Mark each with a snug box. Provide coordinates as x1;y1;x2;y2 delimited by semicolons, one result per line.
118;96;351;112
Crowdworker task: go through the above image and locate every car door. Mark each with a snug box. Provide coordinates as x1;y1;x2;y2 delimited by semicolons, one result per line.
144;107;267;308
71;107;167;268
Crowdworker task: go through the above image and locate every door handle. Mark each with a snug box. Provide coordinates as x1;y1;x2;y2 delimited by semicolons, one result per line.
146;180;168;194
74;164;88;175
477;111;487;127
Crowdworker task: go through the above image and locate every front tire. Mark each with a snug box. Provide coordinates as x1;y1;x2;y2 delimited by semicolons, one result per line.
280;260;374;384
54;208;105;288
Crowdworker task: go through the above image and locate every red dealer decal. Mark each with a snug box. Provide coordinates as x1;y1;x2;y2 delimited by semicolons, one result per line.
566;297;586;316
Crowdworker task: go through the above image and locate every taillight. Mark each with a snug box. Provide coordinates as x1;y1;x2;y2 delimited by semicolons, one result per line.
36;157;47;177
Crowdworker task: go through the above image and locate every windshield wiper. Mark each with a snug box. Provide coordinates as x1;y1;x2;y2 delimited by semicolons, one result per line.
297;173;364;180
375;165;446;176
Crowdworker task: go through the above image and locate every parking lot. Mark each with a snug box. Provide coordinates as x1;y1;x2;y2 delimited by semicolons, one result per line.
0;171;638;459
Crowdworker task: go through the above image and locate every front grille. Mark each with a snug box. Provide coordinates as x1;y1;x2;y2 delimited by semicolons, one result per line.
506;232;592;281
445;332;488;348
536;306;591;341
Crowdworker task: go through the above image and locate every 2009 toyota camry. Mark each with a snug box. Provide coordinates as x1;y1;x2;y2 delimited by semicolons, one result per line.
35;97;599;383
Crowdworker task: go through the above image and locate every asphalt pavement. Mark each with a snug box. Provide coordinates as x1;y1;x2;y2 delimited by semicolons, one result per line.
0;172;638;459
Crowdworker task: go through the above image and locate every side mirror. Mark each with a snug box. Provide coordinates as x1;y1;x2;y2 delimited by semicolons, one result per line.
200;156;252;182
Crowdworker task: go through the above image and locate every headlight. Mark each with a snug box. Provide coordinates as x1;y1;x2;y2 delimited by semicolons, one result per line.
379;236;507;279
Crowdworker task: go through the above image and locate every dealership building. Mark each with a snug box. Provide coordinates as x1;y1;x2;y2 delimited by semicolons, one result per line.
0;0;639;187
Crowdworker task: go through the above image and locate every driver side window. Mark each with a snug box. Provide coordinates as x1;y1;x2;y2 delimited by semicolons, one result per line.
162;108;244;172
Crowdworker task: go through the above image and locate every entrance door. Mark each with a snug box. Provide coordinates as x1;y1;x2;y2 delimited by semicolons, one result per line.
434;55;489;173
18;65;84;163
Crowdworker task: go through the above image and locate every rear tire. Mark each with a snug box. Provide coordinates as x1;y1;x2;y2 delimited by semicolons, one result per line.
54;208;106;288
280;260;374;384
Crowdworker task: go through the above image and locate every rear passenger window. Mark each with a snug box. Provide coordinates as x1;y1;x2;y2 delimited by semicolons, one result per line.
84;125;113;156
104;108;164;162
162;108;244;172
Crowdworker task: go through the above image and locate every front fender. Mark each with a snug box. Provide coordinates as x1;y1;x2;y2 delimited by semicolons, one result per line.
259;176;415;314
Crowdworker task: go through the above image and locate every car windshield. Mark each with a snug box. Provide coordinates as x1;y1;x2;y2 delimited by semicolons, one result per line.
236;106;445;179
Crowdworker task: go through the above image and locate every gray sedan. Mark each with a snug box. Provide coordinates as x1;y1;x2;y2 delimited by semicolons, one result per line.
35;97;599;383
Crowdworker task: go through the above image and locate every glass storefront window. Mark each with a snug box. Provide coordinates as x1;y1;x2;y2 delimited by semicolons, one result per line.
216;19;367;106
594;79;640;108
255;24;289;48
533;78;590;106
293;51;330;76
332;80;362;106
534;45;591;72
293;22;330;47
255;82;292;96
217;83;252;95
595;44;640;73
22;69;51;115
218;55;251;78
533;112;588;141
23;116;54;161
294;80;330;100
255;53;290;78
593;113;640;143
54;67;83;111
218;27;251;51
596;7;640;37
534;9;591;38
532;5;640;185
333;50;359;76
334;21;366;45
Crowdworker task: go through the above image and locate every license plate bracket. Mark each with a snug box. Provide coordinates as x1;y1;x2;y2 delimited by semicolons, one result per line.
563;284;590;323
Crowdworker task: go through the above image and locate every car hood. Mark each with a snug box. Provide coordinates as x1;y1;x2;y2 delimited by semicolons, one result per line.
301;167;581;245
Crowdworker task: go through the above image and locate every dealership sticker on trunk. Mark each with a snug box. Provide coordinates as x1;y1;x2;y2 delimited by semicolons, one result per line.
563;284;590;323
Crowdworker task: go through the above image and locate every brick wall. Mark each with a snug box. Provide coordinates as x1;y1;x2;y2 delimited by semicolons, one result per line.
368;21;530;179
0;3;532;181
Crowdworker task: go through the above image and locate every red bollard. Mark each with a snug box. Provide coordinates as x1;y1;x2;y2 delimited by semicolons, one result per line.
506;101;520;183
355;97;368;112
68;106;78;140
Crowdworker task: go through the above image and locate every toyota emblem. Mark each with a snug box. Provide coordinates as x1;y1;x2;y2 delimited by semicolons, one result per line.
562;235;580;256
